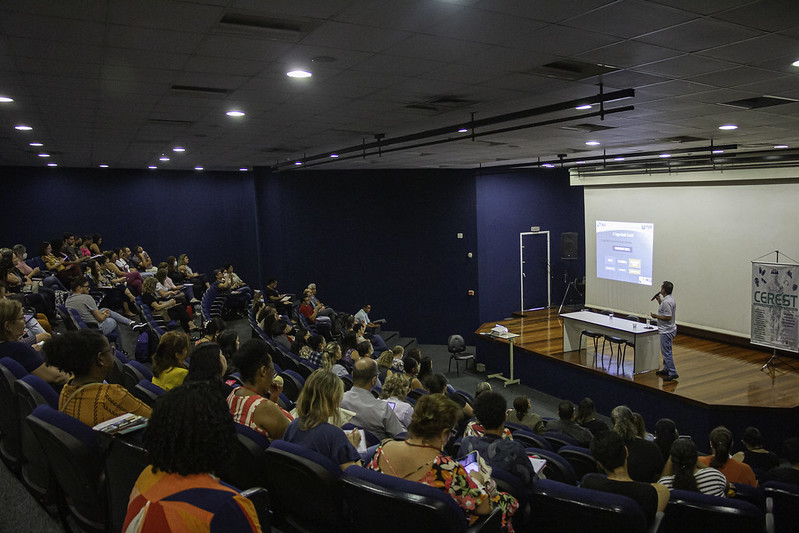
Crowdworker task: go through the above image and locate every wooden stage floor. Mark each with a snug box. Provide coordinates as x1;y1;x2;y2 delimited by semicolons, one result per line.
475;309;799;410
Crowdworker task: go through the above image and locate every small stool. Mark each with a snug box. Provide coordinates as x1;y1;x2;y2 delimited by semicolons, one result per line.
580;330;603;367
602;334;627;373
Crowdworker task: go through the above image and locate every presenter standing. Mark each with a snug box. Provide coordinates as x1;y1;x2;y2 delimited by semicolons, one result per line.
651;281;678;381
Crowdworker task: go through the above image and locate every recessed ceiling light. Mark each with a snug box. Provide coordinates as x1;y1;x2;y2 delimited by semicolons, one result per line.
0;96;13;103
29;142;43;147
239;167;248;172
585;140;600;146
159;156;170;161
330;154;339;158
173;147;186;152
614;157;625;161
226;110;245;117
792;60;799;67
774;144;788;149
659;153;671;158
47;163;57;167
542;163;555;168
99;164;109;168
719;124;738;130
194;166;204;171
294;161;303;166
15;125;32;131
458;128;468;133
712;150;724;154
575;104;592;110
148;165;157;169
287;70;312;78
37;153;50;158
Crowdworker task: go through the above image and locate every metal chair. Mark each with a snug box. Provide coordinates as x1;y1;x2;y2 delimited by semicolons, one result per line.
447;334;475;376
602;334;627;373
579;330;604;366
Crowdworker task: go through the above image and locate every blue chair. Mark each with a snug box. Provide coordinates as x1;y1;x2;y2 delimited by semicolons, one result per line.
512;429;552;451
525;447;577;485
279;370;305;403
121;361;153;393
529;478;649;533
26;404;107;533
104;435;149;533
342;464;502;533
763;481;799;533
133;379;165;406
0;357;27;468
217;423;270;492
15;374;59;504
558;445;599;480
263;439;349;532
491;466;531;531
660;489;765;533
541;430;581;450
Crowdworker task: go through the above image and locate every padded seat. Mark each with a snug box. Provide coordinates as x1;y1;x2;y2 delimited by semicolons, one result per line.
447;334;475;376
602;334;627;373
660;488;765;533
579;330;603;366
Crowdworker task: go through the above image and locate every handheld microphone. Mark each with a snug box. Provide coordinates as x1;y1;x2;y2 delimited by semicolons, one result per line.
650;292;660;301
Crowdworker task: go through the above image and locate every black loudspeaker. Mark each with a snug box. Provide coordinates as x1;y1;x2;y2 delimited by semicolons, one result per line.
561;232;579;260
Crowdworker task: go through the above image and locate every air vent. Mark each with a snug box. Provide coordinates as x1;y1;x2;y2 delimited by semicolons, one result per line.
659;136;706;143
560;123;616;133
170;85;230;98
719;95;798;110
147;119;194;127
217;13;321;41
529;60;618;81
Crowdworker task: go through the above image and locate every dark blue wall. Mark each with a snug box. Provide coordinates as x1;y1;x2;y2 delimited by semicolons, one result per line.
475;169;585;324
0;167;259;284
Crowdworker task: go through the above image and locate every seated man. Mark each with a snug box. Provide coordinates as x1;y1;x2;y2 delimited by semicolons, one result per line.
760;437;799;485
582;430;669;527
545;400;594;447
65;277;144;346
459;391;536;486
264;278;292;315
353;304;389;352
341;358;405;440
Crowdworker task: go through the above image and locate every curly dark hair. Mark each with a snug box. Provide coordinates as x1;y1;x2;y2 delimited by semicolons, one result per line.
472;391;507;430
409;394;460;441
232;339;273;384
43;329;107;377
144;381;235;476
185;343;224;382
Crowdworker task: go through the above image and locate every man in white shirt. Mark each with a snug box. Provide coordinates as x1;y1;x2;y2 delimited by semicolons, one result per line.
651;281;678;381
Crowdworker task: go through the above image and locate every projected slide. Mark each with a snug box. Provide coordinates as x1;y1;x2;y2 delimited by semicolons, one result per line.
596;221;654;286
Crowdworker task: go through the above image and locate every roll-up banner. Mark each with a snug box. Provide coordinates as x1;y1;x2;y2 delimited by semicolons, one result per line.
751;262;799;352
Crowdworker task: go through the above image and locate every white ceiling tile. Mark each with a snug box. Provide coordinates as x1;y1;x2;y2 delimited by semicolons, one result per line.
565;0;698;39
637;18;764;53
713;0;799;32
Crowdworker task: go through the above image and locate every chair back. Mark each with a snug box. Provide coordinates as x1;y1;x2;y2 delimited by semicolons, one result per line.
660;489;765;533
15;374;59;501
121;361;152;393
217;423;270;491
104;436;149;533
558;445;599;480
68;307;92;329
295;360;315;380
0;357;26;465
763;481;799;533
542;430;580;450
26;404;107;532
529;478;648;533
279;370;305;402
57;304;78;330
263;440;348;532
447;334;466;354
512;429;552;451
525;447;577;485
407;388;428;402
133;379;165;407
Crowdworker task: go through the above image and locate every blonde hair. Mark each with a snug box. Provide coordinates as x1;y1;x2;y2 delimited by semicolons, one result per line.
296;370;344;431
377;350;394;368
321;342;341;371
380;372;410;401
142;276;158;295
0;299;22;342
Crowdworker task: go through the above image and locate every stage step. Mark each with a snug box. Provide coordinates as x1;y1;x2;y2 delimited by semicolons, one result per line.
379;330;400;347
397;337;417;351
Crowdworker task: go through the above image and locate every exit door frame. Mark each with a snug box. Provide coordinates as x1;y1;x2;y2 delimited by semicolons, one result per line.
519;230;551;311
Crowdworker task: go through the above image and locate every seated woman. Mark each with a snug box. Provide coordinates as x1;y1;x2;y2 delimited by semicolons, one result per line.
227;339;292;440
101;250;143;295
185;342;228;384
270;319;293;351
367;394;518;530
88;257;138;317
12;244;65;292
283;369;362;469
196;317;227;346
0;298;69;386
321;341;349;377
658;437;727;496
155;267;188;306
733;426;781;474
78;236;92;258
403;356;424;391
177;253;208;295
89;234;102;256
123;381;262;532
39;240;82;286
213;267;249;318
43;329;151;426
151;330;191;391
379;372;414;428
699;426;757;487
290;327;311;358
376;350;394;384
506;394;544;434
575;397;608;436
141;277;197;333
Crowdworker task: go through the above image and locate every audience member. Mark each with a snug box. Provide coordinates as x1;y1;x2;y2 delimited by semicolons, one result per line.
305;334;326;368
141;277;197;333
124;382;261;531
760;437;799;485
0;299;69;386
545;400;593;447
367;394;518;530
341;358;405;440
217;330;240;371
66;277;145;345
632;412;655;441
151;330;191;391
44;330;151;426
390;345;404;372
379;372;414;428
185;342;228;384
283;369;362;469
698;426;757;487
290;327;311;358
733;426;780;474
376;349;394;383
576;397;609;436
270;319;293;350
424;373;473;437
474;381;492;398
264;278;291;314
196;316;227;346
460;391;536;487
404;356;423;390
654;418;679;462
657;437;727;496
583;430;668;527
322;341;349;377
227;339;292;440
507;395;544;434
418;356;433;383
611;405;664;482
